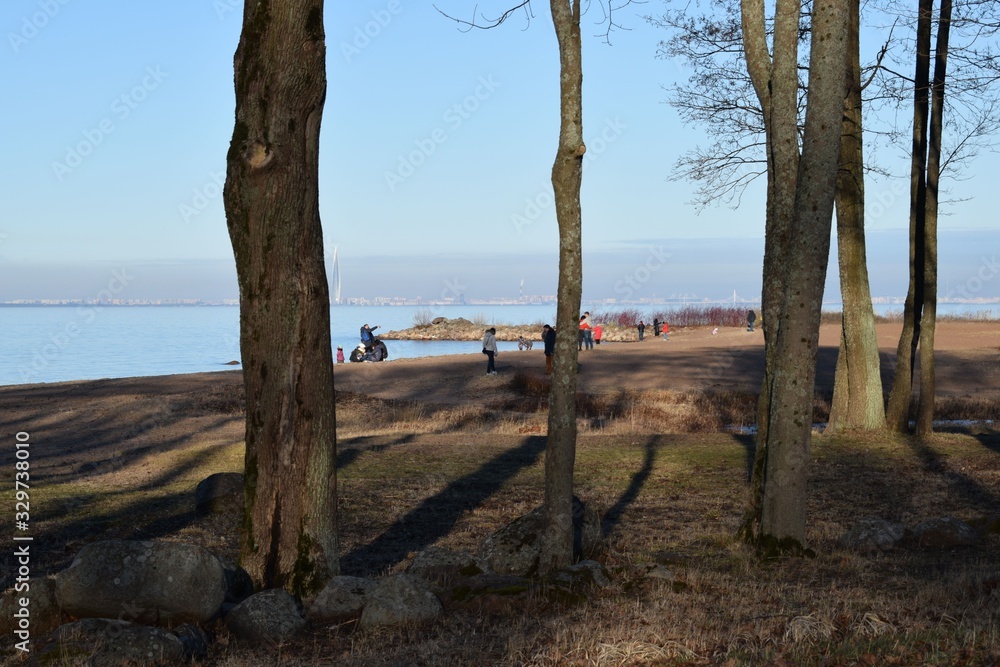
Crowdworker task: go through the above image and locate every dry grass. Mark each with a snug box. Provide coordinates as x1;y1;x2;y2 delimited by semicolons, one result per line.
821;310;1000;324
8;381;1000;667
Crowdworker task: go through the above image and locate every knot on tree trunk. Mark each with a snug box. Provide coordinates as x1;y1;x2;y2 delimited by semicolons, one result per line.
244;140;274;170
574;144;586;157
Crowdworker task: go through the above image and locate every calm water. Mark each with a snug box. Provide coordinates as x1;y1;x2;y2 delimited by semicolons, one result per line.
2;302;997;386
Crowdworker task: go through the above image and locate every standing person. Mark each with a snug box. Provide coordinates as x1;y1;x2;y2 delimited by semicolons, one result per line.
336;345;345;364
637;320;646;341
653;318;661;337
582;311;594;350
662;321;670;340
747;309;757;332
578;315;591;351
593;323;603;346
482;327;498;376
542;324;556;374
360;323;380;350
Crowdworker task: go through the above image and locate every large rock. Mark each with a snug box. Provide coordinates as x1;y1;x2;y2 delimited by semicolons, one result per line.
195;472;244;515
479;496;603;577
38;619;192;666
407;547;485;588
307;576;377;624
222;562;255;605
839;518;906;554
55;540;227;625
911;516;979;548
357;574;443;630
225;588;305;645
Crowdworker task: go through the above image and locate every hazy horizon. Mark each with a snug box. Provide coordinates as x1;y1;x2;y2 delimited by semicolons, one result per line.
1;229;997;304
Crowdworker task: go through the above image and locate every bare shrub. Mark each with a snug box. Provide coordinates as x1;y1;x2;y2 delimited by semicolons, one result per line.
411;308;434;327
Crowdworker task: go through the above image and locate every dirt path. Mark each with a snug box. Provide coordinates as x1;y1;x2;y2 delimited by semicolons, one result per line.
335;321;1000;404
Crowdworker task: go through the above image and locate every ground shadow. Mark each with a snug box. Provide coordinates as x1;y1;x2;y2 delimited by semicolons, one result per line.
601;437;656;538
340;435;546;576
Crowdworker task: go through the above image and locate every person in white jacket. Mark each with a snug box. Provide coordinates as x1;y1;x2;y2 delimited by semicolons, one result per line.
482;327;498;375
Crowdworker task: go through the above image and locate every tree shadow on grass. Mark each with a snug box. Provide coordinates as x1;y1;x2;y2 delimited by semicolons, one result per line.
336;435;417;470
1;440;227;590
601;437;656;539
340;435;546;576
905;436;1000;510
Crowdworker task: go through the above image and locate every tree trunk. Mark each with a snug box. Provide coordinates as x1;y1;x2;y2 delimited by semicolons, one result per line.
752;0;849;548
916;0;952;436
739;0;802;541
828;0;885;433
224;0;339;596
887;0;933;433
539;0;584;575
756;0;802;442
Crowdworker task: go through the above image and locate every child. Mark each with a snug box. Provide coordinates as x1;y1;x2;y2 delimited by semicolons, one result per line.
336;345;345;364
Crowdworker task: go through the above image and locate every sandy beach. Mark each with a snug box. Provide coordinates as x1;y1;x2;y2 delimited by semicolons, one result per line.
335;321;1000;404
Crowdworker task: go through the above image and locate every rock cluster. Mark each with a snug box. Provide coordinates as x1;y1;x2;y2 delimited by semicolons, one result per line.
7;478;613;664
839;515;989;553
382;317;640;343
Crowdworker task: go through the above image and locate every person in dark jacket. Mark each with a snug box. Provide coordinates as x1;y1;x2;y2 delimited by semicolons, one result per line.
747;309;757;332
542;324;556;374
360;323;380;350
637;320;646;341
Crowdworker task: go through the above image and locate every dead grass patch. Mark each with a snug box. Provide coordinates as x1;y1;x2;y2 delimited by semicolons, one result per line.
7;379;1000;667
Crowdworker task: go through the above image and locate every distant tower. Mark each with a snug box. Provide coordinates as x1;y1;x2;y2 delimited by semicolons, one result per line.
520;278;524;301
331;245;342;304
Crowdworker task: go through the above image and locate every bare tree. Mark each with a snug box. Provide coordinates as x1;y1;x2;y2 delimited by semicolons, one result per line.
650;1;889;435
886;0;934;433
739;0;850;549
827;0;887;432
223;0;339;594
437;0;630;572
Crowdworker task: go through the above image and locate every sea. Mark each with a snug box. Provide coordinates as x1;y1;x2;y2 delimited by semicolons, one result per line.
3;302;998;387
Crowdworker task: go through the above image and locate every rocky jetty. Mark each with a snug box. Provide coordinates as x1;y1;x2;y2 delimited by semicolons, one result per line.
381;317;638;343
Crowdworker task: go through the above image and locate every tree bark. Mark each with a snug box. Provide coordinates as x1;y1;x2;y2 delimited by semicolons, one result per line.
740;0;802;540
539;0;584;575
224;0;339;595
827;0;885;433
916;0;952;436
744;0;849;548
886;0;933;433
756;0;802;441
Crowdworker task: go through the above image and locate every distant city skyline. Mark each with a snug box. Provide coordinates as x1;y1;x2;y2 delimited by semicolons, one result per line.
1;230;996;304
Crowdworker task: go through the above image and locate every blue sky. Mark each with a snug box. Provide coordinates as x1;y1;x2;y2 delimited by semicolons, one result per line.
2;1;998;302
